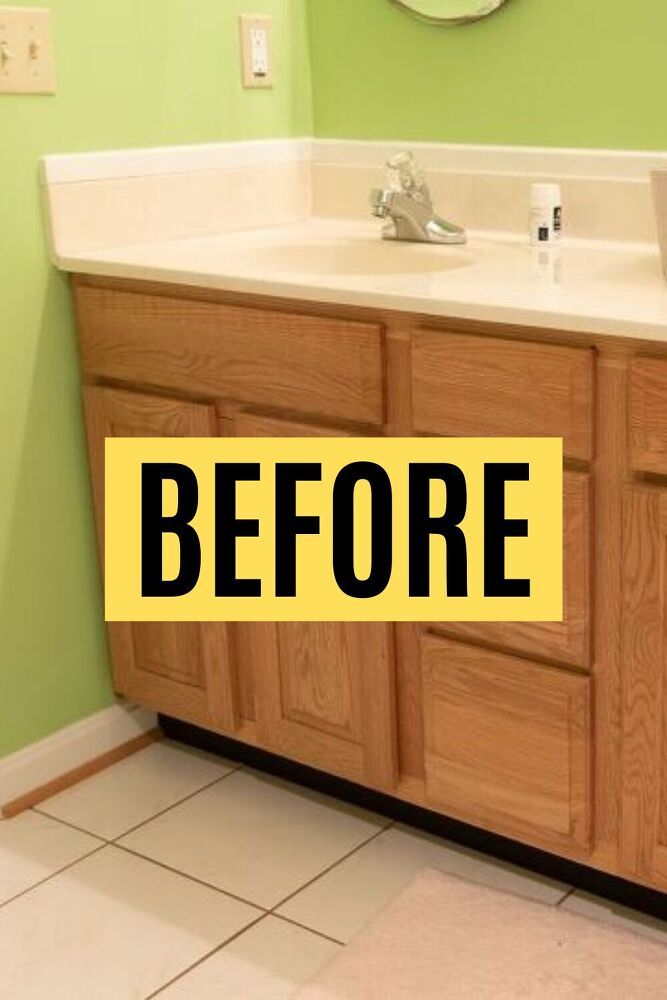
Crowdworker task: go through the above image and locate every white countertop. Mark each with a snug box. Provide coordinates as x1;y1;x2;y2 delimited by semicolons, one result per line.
56;217;667;343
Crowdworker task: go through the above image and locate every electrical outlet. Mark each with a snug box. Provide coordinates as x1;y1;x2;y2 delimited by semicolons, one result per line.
239;14;273;89
0;6;55;94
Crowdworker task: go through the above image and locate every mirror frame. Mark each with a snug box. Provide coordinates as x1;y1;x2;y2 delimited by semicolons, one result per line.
390;0;507;25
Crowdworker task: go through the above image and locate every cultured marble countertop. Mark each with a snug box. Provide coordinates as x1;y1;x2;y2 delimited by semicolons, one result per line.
56;217;667;343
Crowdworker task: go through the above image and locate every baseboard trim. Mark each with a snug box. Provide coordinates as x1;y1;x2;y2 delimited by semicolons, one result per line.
0;703;159;817
161;715;667;922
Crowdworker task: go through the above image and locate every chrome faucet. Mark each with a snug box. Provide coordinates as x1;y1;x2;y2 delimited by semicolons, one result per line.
370;152;466;245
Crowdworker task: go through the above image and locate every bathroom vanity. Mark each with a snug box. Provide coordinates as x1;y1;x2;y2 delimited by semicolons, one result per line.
66;221;667;895
37;119;667;897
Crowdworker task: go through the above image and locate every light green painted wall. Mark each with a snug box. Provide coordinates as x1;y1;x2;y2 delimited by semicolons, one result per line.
306;0;667;150
0;0;312;757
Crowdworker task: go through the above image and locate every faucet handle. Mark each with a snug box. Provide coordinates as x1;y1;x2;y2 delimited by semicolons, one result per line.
370;188;390;218
386;151;432;207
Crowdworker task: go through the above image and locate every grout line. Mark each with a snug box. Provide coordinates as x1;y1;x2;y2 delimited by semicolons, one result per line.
31;758;244;847
268;818;395;915
142;818;392;997
556;886;578;907
111;765;244;843
0;842;108;912
112;842;267;913
31;807;113;844
271;912;345;946
144;910;269;1000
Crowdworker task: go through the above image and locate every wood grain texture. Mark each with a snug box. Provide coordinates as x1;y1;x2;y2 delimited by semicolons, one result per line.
229;408;398;791
422;635;591;854
589;351;628;871
412;328;594;461
383;321;426;782
620;488;667;884
83;385;240;734
629;356;667;474
436;472;591;669
75;284;384;426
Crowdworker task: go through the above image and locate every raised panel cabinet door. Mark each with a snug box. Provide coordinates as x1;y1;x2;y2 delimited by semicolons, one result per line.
226;409;398;791
83;385;239;733
621;488;667;886
629;357;667;474
422;635;591;855
434;472;591;669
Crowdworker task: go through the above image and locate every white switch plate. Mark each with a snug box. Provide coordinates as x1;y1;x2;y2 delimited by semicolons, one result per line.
0;6;55;94
239;14;273;89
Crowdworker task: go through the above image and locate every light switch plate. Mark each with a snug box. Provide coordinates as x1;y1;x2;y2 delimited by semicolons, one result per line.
239;14;273;89
0;6;55;94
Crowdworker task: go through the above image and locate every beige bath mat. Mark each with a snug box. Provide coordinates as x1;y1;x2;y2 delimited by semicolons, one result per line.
293;869;667;999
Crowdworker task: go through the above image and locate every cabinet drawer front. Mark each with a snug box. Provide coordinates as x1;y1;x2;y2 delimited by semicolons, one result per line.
76;286;384;426
629;357;667;474
412;330;594;461
422;636;591;853
433;472;591;669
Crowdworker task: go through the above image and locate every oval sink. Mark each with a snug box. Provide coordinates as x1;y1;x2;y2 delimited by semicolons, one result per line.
230;240;472;277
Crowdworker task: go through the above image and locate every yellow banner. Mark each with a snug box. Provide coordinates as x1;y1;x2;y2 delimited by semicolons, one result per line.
105;437;562;622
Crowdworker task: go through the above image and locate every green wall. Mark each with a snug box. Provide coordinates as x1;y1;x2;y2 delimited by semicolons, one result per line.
306;0;667;149
0;0;311;757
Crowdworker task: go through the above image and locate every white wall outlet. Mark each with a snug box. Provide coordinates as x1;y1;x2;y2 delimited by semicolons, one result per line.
0;6;55;95
239;14;273;89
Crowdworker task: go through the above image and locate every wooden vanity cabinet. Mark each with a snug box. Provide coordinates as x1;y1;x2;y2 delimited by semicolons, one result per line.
71;273;667;893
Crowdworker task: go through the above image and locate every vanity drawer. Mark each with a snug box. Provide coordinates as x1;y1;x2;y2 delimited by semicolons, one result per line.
433;471;591;669
421;635;591;854
629;356;667;474
75;285;384;426
411;329;594;461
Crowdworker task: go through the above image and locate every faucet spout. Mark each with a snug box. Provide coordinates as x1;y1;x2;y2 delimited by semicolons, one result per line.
370;153;466;246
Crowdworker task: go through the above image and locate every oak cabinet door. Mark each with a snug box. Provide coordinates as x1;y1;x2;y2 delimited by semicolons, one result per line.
621;488;667;885
83;385;239;733
422;635;591;855
226;409;398;791
435;471;591;670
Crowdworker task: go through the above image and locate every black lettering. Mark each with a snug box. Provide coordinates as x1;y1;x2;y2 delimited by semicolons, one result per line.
484;463;530;597
215;463;261;597
141;463;201;597
275;463;322;597
409;463;467;597
333;462;393;598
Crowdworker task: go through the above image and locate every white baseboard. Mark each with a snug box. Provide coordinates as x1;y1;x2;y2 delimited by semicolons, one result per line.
0;703;157;809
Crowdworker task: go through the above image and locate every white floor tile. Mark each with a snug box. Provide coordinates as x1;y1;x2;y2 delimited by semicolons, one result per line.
119;769;387;909
38;740;235;839
0;845;259;1000
157;916;339;999
277;823;570;942
0;811;101;905
561;890;667;945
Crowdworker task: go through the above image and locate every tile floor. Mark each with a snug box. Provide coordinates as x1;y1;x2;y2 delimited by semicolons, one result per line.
2;739;667;999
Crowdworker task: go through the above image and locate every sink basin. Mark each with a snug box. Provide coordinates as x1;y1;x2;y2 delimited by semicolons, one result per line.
229;239;472;277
